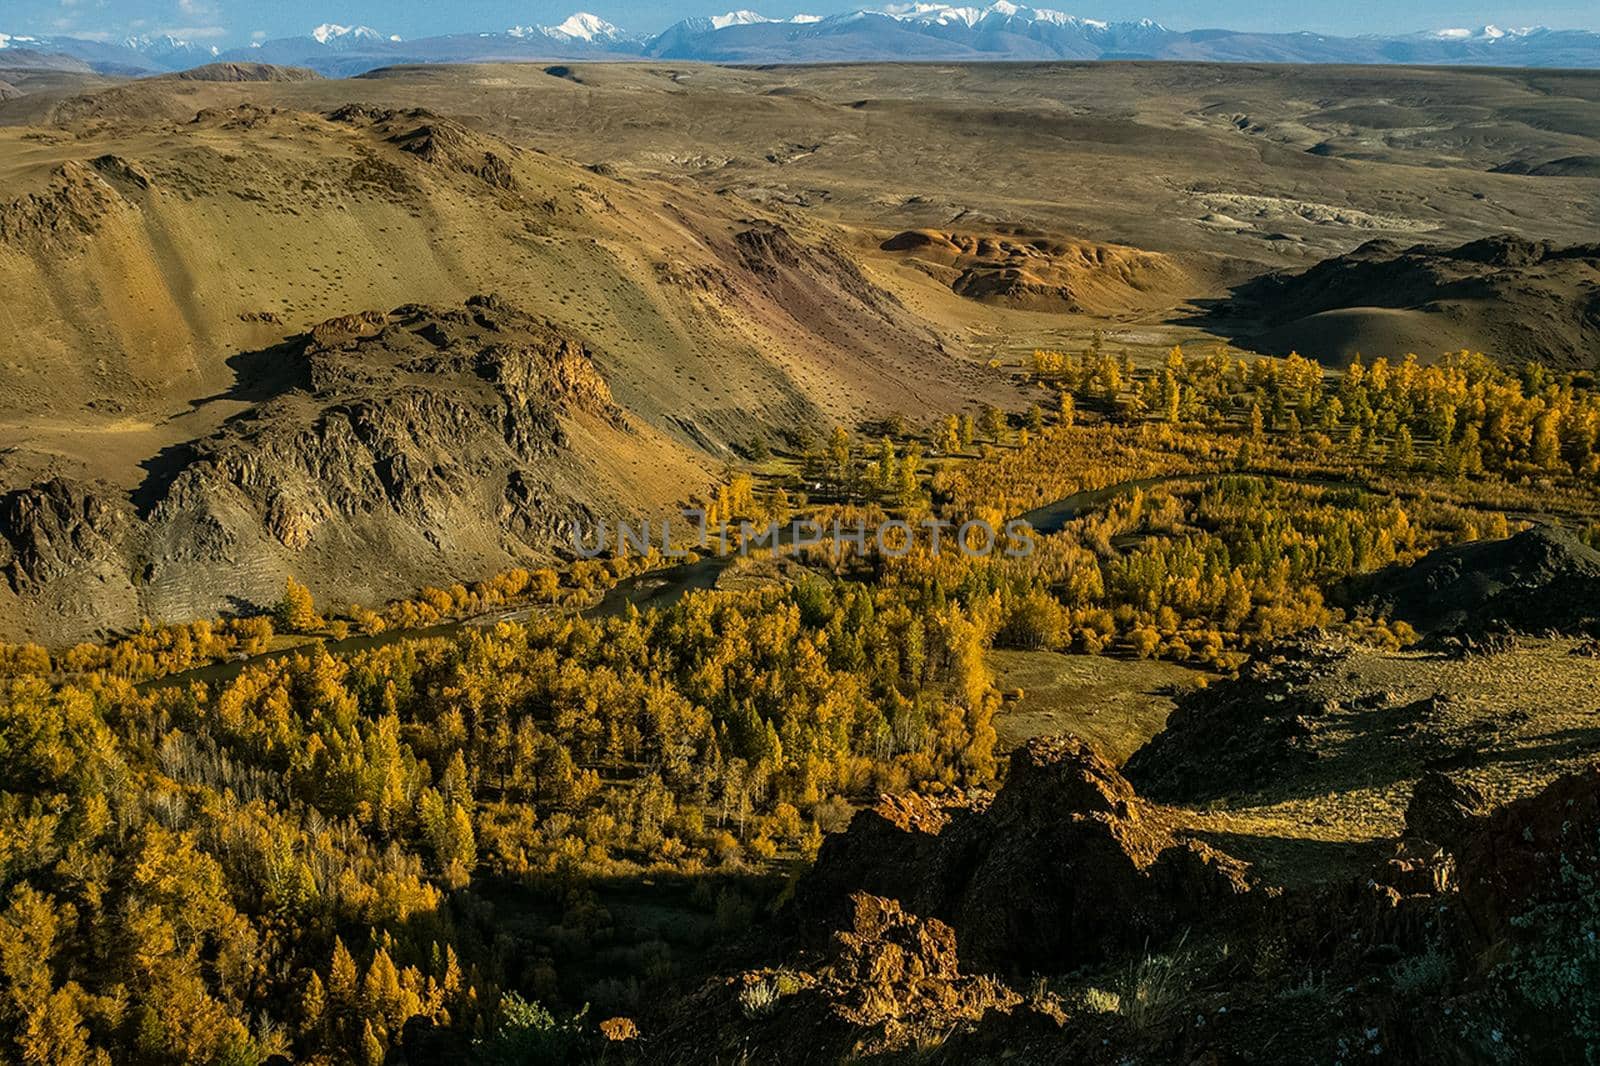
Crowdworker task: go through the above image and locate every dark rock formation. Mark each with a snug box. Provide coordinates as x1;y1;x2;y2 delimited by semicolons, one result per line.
1404;770;1489;850
795;735;1253;975
155;296;623;552
1458;764;1600;944
821;893;1025;1046
1341;526;1600;637
654;892;1043;1063
1122;630;1354;803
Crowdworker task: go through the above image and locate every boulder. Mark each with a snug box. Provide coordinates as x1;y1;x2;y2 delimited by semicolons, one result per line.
824;893;1022;1046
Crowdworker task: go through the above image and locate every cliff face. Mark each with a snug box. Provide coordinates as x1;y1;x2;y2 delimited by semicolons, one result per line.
1;477;132;590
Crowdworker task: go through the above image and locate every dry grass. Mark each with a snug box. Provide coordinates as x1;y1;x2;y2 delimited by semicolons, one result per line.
1172;637;1600;887
988;649;1205;761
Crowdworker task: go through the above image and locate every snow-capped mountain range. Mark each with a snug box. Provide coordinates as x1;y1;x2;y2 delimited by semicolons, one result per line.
1428;24;1543;41
509;12;631;44
124;33;219;62
309;24;398;47
2;5;1596;75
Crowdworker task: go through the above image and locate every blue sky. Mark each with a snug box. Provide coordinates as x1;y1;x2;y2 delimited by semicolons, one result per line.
7;0;1599;46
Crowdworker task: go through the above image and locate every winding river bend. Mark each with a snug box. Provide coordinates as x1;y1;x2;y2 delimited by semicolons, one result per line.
139;470;1367;692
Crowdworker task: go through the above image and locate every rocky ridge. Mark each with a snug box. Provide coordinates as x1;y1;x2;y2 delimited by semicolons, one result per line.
0;296;652;640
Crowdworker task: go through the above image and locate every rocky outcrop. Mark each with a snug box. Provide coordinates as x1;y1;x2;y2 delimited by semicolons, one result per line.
0;478;131;591
89;155;154;190
880;228;1191;314
329;106;520;191
1457;764;1600;944
1404;770;1489;851
818;893;1025;1051
155;296;624;552
189;102;283;130
393;122;518;191
655;892;1041;1063
1342;526;1600;637
0;161;124;249
795;735;1253;975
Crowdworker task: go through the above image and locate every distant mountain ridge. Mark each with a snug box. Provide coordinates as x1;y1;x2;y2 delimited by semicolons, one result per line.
3;4;1598;76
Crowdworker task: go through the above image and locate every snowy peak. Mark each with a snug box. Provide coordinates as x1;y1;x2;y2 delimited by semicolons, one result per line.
881;3;1155;33
711;10;774;29
1427;24;1545;41
505;13;632;45
542;12;628;42
901;5;988;29
310;24;392;47
707;10;823;28
124;33;220;59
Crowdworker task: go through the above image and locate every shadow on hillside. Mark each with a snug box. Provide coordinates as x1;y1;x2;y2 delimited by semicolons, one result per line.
191;338;313;408
375;863;788;1061
1186;829;1392;889
131;339;311;516
1171;293;1280;354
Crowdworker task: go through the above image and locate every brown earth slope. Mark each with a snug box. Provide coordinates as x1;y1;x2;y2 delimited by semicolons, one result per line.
0;99;963;430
